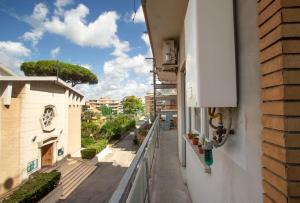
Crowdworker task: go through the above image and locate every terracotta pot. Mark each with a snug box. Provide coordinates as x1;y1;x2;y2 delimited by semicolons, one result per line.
198;145;204;154
192;137;199;145
188;133;193;139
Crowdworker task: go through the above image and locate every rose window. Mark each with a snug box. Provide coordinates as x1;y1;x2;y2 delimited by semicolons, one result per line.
40;105;56;132
42;107;55;127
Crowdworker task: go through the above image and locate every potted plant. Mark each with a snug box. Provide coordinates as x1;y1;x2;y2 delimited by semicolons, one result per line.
198;144;204;154
188;132;193;139
192;135;199;145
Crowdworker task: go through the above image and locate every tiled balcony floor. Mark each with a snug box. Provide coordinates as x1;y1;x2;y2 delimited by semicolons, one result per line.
150;129;192;203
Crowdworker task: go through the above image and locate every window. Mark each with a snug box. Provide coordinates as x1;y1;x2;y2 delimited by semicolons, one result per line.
42;106;55;127
40;105;56;132
193;107;201;133
27;159;38;173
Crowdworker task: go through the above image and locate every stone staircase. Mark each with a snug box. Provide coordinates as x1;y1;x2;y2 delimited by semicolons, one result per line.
59;160;97;199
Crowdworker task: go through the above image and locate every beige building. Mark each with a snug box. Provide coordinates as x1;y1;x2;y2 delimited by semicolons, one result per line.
0;76;84;195
145;93;154;114
88;97;122;113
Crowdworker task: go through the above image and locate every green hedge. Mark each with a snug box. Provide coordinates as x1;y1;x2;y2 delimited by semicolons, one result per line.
87;139;108;153
81;148;97;159
100;115;136;140
4;171;61;203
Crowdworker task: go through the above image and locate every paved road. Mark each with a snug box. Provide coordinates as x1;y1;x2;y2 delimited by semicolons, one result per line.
61;133;139;203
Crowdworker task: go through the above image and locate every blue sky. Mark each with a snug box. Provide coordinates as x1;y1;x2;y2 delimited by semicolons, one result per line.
0;0;152;99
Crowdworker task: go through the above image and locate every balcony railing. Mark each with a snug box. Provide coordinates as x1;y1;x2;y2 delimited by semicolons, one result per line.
109;116;160;203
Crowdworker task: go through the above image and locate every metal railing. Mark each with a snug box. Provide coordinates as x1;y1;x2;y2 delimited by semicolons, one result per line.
109;116;160;203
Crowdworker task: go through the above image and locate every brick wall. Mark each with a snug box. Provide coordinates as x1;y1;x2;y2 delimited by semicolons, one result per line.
257;0;300;202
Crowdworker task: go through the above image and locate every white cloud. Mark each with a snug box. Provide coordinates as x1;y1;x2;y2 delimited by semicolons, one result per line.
80;64;91;70
23;29;44;47
141;33;152;57
17;2;152;99
44;5;123;51
131;6;145;23
21;3;48;46
54;0;73;16
103;54;151;79
55;0;73;9
76;79;152;100
76;33;153;100
27;3;49;27
21;2;128;56
0;41;31;72
50;47;61;58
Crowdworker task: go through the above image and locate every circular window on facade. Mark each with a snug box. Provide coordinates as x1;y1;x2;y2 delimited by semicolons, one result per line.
40;105;56;132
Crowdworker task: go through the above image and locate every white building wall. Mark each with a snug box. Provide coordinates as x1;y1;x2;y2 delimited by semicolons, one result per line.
180;0;262;202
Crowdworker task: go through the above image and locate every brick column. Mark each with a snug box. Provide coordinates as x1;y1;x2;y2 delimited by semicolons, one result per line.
257;0;300;202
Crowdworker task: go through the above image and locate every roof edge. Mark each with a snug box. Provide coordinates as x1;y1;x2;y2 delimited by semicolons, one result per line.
0;76;84;97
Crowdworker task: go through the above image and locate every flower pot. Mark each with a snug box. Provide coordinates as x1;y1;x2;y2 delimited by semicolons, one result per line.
188;133;193;139
192;137;199;145
198;145;204;154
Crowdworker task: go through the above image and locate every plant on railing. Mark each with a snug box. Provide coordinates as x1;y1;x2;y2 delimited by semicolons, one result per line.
133;123;151;146
188;132;193;139
192;134;199;145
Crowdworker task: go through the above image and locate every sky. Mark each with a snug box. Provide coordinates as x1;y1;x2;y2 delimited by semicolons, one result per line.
0;0;153;99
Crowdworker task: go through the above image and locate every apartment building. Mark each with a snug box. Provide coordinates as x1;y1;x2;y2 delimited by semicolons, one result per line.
141;0;300;202
145;93;153;114
88;97;122;113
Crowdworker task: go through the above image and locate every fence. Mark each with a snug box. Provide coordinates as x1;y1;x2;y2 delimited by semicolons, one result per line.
109;116;160;203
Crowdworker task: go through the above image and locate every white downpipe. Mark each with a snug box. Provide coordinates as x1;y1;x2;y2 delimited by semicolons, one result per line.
3;82;13;106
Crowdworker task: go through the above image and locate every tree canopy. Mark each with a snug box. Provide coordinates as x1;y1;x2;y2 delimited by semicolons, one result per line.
21;60;98;87
122;96;144;115
98;105;113;116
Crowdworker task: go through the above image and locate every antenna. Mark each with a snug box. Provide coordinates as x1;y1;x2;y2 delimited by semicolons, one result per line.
132;0;137;22
56;60;59;81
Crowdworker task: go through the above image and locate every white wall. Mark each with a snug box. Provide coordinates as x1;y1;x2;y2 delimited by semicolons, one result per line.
180;0;262;202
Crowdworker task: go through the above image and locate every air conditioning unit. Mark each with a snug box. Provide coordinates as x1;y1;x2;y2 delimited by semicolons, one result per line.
162;40;177;65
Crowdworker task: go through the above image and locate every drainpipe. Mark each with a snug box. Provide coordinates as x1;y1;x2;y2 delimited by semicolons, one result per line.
146;57;156;118
153;61;157;118
3;82;13;106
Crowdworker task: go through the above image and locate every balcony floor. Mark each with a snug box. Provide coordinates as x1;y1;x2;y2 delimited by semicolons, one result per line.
150;129;192;203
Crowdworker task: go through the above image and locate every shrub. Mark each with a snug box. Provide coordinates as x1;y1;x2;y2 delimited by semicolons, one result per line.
4;171;61;203
81;121;101;138
81;148;97;159
133;135;139;145
81;137;94;148
87;139;108;153
100;115;136;140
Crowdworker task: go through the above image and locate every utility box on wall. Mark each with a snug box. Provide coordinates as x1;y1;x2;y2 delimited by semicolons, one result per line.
185;0;237;107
